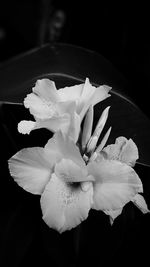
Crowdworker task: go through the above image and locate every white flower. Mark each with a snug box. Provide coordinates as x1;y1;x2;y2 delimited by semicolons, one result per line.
8;128;148;232
8;90;149;233
8;131;94;233
18;78;111;142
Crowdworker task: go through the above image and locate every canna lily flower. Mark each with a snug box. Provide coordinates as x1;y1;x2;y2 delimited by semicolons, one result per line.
82;106;149;224
18;78;111;142
8;131;94;233
8;104;149;233
88;156;143;223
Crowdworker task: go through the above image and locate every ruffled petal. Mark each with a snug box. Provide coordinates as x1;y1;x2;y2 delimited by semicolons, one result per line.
102;136;127;159
40;173;93;233
8;147;51;194
119;139;139;166
88;159;143;211
19;101;80;140
55;159;94;183
102;137;139;166
33;79;60;102
45;131;85;168
35;113;70;133
18;120;36;134
18;114;71;135
24;93;57;119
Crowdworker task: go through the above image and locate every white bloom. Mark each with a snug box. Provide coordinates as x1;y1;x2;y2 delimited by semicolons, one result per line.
18;78;111;142
8;90;149;232
9;132;94;233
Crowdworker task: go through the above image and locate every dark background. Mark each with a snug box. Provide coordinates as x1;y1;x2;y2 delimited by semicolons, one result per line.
0;0;150;117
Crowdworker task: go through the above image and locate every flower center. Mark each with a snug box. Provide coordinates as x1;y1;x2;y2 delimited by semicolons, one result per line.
61;182;81;205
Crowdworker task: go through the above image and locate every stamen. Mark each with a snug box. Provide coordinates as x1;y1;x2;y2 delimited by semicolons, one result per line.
95;127;112;153
82;105;93;151
87;136;98;153
87;106;110;153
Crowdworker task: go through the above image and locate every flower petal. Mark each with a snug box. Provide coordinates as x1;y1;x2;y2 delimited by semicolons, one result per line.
80;79;111;111
19;101;80;140
104;208;123;225
79;82;111;121
102;137;139;166
40;173;93;233
24;93;57;119
102;136;127;160
8;147;51;194
55;159;94;183
88;159;143;211
18;120;36;134
119;139;139;166
132;194;150;214
67;110;81;142
56;100;76;114
45;131;85;168
33;79;60;102
35;113;71;133
18;113;71;135
79;78;96;109
91;84;111;106
58;83;84;102
58;101;81;142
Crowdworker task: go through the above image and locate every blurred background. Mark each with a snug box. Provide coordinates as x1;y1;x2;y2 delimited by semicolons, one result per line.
0;0;150;116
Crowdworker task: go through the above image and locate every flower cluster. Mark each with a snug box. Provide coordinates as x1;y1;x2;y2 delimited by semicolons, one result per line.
8;78;149;233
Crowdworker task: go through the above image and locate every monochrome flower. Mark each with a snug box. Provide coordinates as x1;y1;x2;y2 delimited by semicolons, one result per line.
8;79;149;233
8;131;94;233
18;78;110;142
